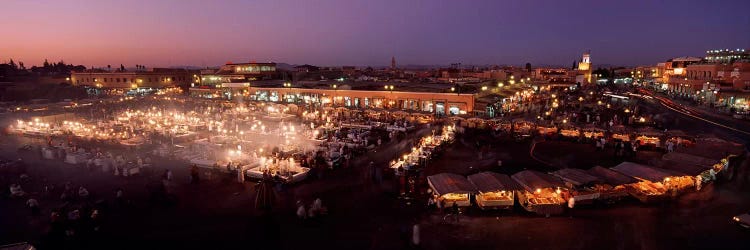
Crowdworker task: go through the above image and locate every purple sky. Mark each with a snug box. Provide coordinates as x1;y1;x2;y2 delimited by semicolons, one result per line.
1;0;749;67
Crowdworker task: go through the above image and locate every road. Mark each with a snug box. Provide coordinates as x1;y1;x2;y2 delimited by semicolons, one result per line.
636;88;750;146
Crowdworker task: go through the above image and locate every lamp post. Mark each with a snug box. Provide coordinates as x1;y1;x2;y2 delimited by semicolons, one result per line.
384;85;395;109
384;85;394;93
331;84;338;106
451;85;460;96
283;82;292;102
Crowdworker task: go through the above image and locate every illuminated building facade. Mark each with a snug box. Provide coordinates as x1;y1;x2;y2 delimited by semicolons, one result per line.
191;86;475;115
71;68;198;89
200;62;278;86
705;49;749;64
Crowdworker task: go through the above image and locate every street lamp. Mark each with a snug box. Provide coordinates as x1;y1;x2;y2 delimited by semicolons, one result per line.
384;85;394;93
497;82;504;87
331;84;338;106
481;86;488;91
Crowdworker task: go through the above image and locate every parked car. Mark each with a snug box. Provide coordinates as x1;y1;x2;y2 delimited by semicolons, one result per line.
732;212;750;228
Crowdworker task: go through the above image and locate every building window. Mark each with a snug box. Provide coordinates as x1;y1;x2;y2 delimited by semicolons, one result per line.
104;78;107;82
116;78;120;82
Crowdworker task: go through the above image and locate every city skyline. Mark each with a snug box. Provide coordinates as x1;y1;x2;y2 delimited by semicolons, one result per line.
1;0;749;67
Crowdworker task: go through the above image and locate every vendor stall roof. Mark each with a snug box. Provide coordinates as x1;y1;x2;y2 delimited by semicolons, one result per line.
427;173;476;196
511;170;566;192
662;152;718;168
587;166;637;186
468;172;523;193
551;168;601;186
658;160;711;176
611;162;684;183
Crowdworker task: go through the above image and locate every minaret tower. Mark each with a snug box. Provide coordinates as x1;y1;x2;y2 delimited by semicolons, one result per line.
577;51;592;84
391;56;396;70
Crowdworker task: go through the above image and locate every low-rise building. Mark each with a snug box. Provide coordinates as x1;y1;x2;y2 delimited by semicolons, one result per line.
71;68;198;89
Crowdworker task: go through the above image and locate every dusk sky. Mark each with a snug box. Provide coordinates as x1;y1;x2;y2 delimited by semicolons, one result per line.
1;0;749;68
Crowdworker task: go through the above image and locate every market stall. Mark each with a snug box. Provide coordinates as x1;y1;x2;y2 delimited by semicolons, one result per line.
586;166;637;201
468;172;523;209
610;125;630;142
246;157;309;183
511;170;567;216
582;125;605;139
427;173;476;207
611;162;691;202
559;126;580;138
550;168;601;204
660;152;722;184
634;127;662;147
536;121;557;136
512;119;534;135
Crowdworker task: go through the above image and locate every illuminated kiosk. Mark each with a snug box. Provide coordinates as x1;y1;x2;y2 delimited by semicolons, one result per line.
634;127;662;147
550;168;602;205
427;173;475;207
246;157;309;184
611;162;691;202
586;166;638;201
610;125;631;142
512;118;534;136
468;172;523;210
559;124;580;138
536;120;557;136
660;152;725;184
582;124;605;139
512;170;567;216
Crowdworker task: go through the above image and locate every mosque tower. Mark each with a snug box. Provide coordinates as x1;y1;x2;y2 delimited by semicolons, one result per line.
576;51;593;85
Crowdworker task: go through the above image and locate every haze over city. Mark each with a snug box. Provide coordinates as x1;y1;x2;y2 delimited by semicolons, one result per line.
2;0;749;67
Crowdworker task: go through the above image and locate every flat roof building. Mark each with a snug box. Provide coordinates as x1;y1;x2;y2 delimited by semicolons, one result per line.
71;68;198;89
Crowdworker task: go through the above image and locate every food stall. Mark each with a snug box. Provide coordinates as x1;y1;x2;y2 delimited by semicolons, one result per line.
559;126;580;138
586;166;637;201
512;119;534;136
664;130;694;147
427;173;476;207
611;162;691;202
536;121;557;135
660;152;721;183
550;168;601;204
511;170;567;216
493;119;512;133
246;157;309;183
610;125;630;142
468;172;523;210
582;125;605;139
634;127;662;147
